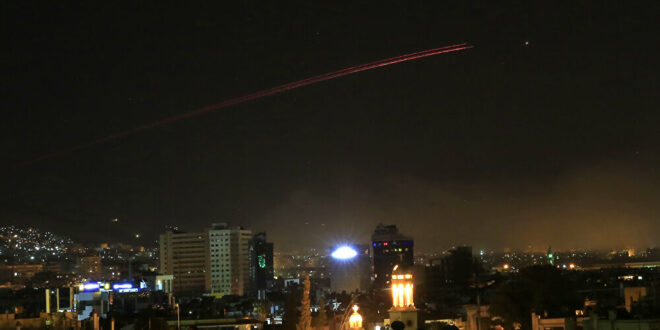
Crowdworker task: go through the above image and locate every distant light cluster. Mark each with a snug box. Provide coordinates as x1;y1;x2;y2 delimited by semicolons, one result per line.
0;226;74;263
95;243;158;262
274;248;329;279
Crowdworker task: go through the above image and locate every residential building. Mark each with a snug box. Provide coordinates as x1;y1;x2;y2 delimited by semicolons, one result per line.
159;230;208;295
207;223;252;296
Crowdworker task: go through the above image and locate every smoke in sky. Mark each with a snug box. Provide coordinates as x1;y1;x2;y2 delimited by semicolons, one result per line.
259;160;660;252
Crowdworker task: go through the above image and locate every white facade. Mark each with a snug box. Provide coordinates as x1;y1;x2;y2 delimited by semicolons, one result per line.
207;223;252;295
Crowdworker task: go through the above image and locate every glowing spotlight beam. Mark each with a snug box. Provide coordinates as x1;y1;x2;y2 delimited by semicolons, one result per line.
20;43;473;165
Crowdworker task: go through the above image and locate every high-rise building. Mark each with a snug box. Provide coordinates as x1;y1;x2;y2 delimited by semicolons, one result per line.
372;224;414;289
207;223;252;296
159;230;208;295
250;232;274;299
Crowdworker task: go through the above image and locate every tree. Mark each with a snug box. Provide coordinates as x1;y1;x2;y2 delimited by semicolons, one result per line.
283;283;301;330
254;300;270;322
297;274;312;330
489;266;581;330
315;297;328;327
489;280;528;330
240;299;254;316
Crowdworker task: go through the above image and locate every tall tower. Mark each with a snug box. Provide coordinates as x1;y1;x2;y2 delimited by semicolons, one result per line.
250;232;274;299
387;265;418;330
159;229;208;295
371;224;414;289
207;223;252;296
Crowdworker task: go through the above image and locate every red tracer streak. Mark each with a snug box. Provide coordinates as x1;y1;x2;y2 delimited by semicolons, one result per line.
24;43;473;165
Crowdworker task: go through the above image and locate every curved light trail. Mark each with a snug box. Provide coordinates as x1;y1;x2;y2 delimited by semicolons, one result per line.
20;43;472;165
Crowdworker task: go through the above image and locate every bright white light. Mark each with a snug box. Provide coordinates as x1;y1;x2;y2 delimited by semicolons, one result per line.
112;283;133;290
331;246;358;260
83;283;100;291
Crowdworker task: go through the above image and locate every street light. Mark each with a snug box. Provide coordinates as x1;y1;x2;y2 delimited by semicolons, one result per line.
175;303;180;330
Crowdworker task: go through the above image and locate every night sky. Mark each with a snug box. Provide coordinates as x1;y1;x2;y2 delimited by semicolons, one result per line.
2;1;659;252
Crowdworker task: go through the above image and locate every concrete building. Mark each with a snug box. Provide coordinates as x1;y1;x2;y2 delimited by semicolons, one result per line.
0;312;78;329
386;265;419;330
250;232;274;299
531;312;660;330
0;264;44;283
422;305;490;330
464;304;491;330
372;224;414;289
207;223;252;296
624;286;649;313
165;318;263;329
142;274;174;293
159;230;208;295
426;246;477;292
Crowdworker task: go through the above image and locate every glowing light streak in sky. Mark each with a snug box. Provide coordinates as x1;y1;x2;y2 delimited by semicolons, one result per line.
20;43;472;165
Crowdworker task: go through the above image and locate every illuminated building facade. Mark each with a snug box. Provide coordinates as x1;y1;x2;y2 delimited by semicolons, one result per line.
387;265;418;330
349;305;363;329
250;232;274;298
329;244;371;293
391;266;414;309
159;230;208;294
207;223;252;296
372;224;414;289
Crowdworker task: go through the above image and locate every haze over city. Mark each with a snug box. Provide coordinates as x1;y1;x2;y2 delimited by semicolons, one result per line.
2;1;659;253
3;2;660;330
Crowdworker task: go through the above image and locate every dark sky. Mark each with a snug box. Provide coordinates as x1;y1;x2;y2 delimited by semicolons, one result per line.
2;1;659;252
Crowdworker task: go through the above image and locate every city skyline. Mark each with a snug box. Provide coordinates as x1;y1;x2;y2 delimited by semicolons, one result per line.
1;223;656;259
3;2;660;329
2;1;660;252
